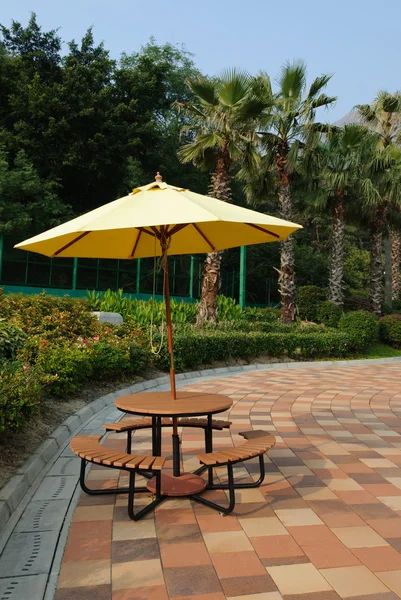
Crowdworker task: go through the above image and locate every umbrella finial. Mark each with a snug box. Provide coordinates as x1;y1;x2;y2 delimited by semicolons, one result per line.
155;172;163;182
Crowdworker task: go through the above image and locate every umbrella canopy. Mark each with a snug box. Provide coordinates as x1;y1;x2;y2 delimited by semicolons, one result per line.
15;177;301;258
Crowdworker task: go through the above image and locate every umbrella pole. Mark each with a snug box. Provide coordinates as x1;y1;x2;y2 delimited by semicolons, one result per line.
163;251;181;477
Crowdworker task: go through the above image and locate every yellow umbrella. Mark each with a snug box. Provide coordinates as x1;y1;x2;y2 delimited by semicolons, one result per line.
15;174;300;259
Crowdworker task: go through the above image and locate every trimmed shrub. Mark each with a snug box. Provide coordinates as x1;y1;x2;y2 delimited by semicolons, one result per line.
344;292;371;312
0;320;27;360
316;301;342;328
244;307;281;322
380;314;401;348
297;286;327;322
153;327;351;372
338;310;378;349
35;343;94;396
0;362;56;432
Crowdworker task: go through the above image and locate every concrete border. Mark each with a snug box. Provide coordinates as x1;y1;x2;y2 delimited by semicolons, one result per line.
1;355;401;538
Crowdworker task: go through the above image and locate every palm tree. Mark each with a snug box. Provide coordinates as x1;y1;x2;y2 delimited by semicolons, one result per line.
178;70;266;325
305;125;368;306
240;62;336;322
357;91;401;307
356;135;401;315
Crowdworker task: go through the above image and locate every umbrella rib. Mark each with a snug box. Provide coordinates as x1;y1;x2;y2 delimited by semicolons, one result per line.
192;224;215;251
54;231;91;256
246;223;280;239
168;223;190;237
130;230;142;258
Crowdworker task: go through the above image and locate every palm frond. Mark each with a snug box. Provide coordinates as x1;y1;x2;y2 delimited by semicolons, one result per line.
178;132;223;163
187;77;218;106
307;74;333;98
310;94;337;110
276;60;306;99
356;103;376;124
217;68;252;106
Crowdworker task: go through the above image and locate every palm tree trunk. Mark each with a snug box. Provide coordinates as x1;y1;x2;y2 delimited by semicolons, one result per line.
328;191;345;306
392;229;401;301
384;232;392;310
278;182;296;323
370;205;385;316
196;162;230;326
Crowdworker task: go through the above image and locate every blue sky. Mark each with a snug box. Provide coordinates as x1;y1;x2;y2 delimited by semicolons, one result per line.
3;0;401;122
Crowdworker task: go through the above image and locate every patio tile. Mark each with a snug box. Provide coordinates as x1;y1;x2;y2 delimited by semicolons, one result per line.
63;520;112;561
226;593;282;600
112;559;164;590
352;546;401;571
164;565;223;597
367;517;401;537
161;542;211;568
376;570;401;596
220;574;277;596
58;559;111;588
378;496;401;511
332;526;389;548
210;550;266;578
157;523;203;546
250;535;304;560
196;515;243;532
301;540;361;568
202;530;254;553
275;508;323;527
73;505;114;522
112;585;168;599
112;538;160;563
266;563;332;595
55;585;110;599
155;508;196;525
112;519;156;541
321;565;390;597
239;517;289;537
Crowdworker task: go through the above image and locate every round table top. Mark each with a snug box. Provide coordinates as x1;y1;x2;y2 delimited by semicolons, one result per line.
114;390;233;417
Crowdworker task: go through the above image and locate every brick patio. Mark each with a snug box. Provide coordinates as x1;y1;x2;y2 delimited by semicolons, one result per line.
55;364;401;599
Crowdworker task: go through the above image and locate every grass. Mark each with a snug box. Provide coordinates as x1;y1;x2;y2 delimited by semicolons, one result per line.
353;342;401;359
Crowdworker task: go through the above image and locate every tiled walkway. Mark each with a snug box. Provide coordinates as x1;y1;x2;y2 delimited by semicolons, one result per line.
56;364;401;600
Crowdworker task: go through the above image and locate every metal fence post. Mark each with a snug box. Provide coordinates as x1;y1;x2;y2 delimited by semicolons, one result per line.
239;246;246;309
189;256;194;298
72;257;78;290
0;233;3;283
136;258;141;294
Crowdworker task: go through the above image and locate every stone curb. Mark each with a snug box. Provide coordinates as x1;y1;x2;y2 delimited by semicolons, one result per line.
1;354;401;537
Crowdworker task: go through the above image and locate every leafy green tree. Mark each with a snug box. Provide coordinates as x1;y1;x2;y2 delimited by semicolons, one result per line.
241;62;336;322
178;69;266;324
0;146;68;234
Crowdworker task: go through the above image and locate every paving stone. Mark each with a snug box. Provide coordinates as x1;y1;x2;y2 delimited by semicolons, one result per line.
49;425;70;447
16;454;45;485
0;475;28;513
37;438;58;463
30;475;77;502
0;574;47;600
15;499;70;533
63;415;82;434
0;501;10;532
0;530;59;576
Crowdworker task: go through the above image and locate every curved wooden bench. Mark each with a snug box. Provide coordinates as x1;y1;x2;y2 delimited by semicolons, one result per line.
70;435;166;520
103;417;232;453
192;433;276;515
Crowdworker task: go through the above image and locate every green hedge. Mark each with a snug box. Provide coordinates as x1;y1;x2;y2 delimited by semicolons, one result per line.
316;301;342;328
338;310;378;349
153;328;351;372
380;314;401;348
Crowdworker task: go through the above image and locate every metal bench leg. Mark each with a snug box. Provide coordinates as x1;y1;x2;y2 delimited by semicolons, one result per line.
191;463;235;515
79;459;147;495
128;470;165;521
126;430;132;454
207;455;266;490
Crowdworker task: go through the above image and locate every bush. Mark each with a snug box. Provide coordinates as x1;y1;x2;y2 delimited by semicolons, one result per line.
297;286;327;321
0;362;56;432
35;343;94;396
90;343;131;378
316;301;342;328
153;326;351;372
244;307;281;322
0;320;27;360
380;314;401;348
391;300;401;312
338;310;378;349
1;293;98;341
